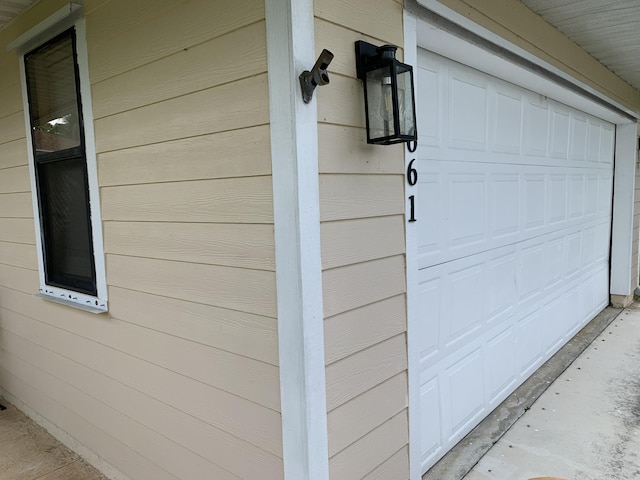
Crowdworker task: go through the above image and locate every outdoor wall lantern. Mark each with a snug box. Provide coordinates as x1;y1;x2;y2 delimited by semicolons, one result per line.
355;41;417;149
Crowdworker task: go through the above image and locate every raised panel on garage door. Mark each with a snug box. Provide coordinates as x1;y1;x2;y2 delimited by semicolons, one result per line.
413;49;614;473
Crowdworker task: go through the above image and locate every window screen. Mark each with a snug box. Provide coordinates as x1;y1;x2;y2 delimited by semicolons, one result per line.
24;28;97;296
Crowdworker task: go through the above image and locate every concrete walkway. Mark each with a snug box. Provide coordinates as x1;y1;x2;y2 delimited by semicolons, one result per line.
463;303;640;480
0;400;106;480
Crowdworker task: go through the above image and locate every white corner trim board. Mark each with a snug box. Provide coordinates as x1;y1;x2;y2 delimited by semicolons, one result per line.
403;10;423;480
610;122;639;296
265;0;329;479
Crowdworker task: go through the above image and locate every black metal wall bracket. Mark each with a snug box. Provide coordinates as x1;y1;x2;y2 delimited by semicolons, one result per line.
299;49;334;103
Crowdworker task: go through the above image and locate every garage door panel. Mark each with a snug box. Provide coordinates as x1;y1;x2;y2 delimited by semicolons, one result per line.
486;252;517;325
449;174;486;247
599;124;615;163
417;62;444;148
448;71;488;151
492;88;523;154
445;347;484;442
416;161;612;269
551;107;571;158
417;222;609;374
586;120;602;162
492;174;520;238
485;325;518;405
570;114;589;160
515;310;544;377
523;96;549;157
416;275;441;365
419;376;443;466
446;262;484;347
415;50;614;473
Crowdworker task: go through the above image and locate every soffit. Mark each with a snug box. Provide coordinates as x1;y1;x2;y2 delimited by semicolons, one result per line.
0;0;38;32
520;0;640;91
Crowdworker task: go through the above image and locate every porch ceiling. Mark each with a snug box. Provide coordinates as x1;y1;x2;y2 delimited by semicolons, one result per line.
0;0;38;31
520;0;640;92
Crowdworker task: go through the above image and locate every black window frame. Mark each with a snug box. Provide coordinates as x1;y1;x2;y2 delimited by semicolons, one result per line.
24;27;98;297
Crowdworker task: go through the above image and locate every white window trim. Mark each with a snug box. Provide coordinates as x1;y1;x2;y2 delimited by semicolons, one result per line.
15;6;108;313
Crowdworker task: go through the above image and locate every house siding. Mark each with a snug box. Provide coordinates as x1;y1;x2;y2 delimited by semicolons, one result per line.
0;1;282;480
634;126;640;292
315;1;410;479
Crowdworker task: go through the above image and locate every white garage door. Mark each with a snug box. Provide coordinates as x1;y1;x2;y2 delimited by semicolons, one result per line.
414;49;614;472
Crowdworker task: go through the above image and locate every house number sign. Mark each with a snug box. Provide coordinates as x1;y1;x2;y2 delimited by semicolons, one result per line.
407;158;417;223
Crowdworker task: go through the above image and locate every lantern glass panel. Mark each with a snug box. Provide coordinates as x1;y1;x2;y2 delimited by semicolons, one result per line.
397;65;416;138
365;65;396;141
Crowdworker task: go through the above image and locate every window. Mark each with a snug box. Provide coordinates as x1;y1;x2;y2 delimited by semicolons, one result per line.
16;11;107;312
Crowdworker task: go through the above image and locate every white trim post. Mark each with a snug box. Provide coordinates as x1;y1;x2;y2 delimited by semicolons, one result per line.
403;10;423;480
265;0;330;479
610;121;639;304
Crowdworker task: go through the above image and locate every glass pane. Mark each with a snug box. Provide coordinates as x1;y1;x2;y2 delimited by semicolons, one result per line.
397;67;416;138
25;31;81;153
38;156;96;295
365;66;396;141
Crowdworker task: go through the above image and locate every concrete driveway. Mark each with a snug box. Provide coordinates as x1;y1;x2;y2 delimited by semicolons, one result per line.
463;303;640;480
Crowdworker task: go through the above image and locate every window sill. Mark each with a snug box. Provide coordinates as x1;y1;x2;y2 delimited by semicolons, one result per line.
36;292;108;314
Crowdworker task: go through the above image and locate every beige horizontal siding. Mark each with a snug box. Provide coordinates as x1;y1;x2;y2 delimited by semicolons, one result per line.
0;218;35;244
91;21;267;119
0;165;30;193
325;334;408;411
315;0;403;48
363;446;410;480
0;242;37;270
104;222;275;270
0;285;281;449
101;176;273;223
108;286;278;366
315;0;409;477
322;255;406;319
0;81;22;116
98;125;271;187
106;255;277;319
329;411;409;480
0;112;24;145
321;216;405;269
0;193;32;218
327;372;408;456
0;1;282;479
0;55;20;90
86;0;264;83
324;294;407;365
95;73;269;153
0;365;180;480
320;174;405;222
0;319;281;479
634;147;640;289
318;124;403;174
0;263;37;294
0;139;28;170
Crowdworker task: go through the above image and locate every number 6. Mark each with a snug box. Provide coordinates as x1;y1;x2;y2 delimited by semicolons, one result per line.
407;159;418;186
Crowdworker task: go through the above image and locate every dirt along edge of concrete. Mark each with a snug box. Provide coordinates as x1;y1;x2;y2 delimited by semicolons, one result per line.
422;305;623;480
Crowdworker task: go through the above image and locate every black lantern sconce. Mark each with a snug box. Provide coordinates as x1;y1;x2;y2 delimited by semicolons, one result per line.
355;41;417;149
